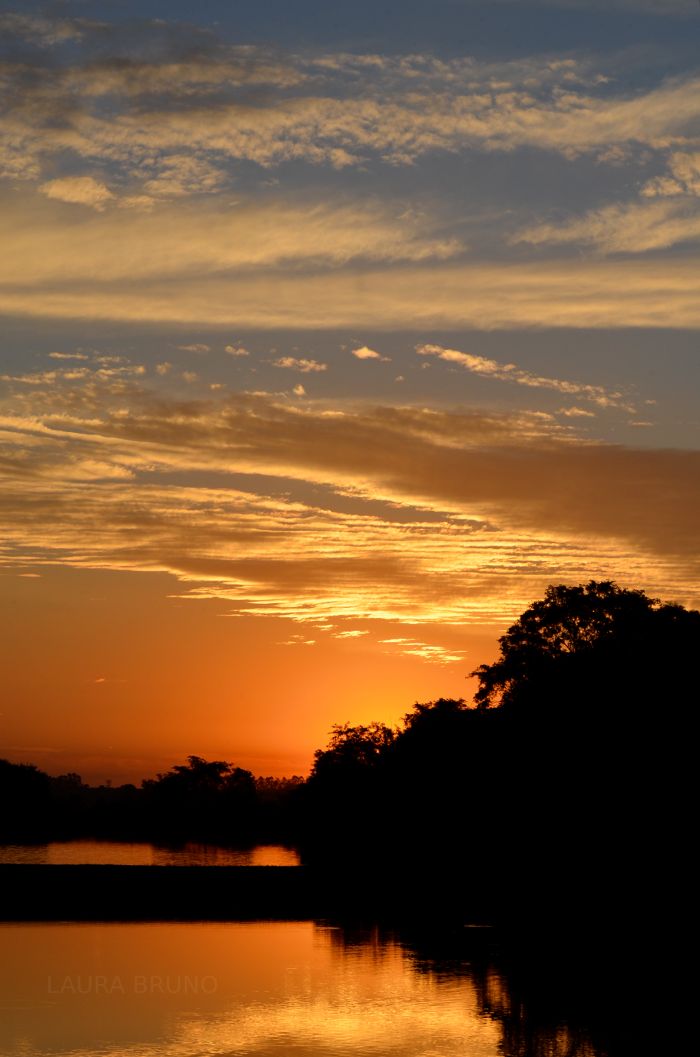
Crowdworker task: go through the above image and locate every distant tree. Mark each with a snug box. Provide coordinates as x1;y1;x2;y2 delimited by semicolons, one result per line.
310;722;395;781
142;755;256;841
0;759;51;840
254;776;305;842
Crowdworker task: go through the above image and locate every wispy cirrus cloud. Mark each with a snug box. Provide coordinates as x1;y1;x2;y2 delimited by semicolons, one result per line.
0;193;461;284
379;637;466;665
4;256;697;329
0;376;698;635
514;198;700;254
416;344;633;409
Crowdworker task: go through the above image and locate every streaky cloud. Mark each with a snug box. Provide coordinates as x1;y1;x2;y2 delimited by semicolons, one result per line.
416;343;634;409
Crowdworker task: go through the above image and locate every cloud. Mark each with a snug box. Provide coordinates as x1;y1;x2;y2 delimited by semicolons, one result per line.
293;385;306;396
3;254;700;330
379;637;465;665
177;344;210;354
3;23;700;190
0;13;98;46
140;155;227;199
416;344;632;409
352;346;390;362
514;198;700;254
642;152;700;198
0;193;461;287
0;363;145;386
273;358;327;373
225;345;250;357
1;382;699;635
559;407;596;418
39;176;114;211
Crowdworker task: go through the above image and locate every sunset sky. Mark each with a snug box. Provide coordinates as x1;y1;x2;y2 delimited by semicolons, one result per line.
1;0;699;784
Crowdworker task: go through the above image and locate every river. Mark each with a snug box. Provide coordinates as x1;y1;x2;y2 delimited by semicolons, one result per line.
0;917;638;1056
0;841;300;866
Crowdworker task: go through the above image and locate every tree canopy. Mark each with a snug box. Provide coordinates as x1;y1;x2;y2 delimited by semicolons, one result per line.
470;579;700;715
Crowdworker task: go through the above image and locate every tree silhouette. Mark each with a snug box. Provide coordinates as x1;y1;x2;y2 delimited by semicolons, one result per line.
142;755;257;841
471;579;700;716
0;759;51;840
464;580;699;910
311;722;395;781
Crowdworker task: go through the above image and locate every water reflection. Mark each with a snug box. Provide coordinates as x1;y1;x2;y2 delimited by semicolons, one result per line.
0;919;652;1057
0;921;500;1057
0;841;300;866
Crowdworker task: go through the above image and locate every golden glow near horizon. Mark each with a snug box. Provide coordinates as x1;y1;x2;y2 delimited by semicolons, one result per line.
1;3;700;783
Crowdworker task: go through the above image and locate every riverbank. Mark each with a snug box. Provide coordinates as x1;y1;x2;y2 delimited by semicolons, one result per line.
0;864;498;922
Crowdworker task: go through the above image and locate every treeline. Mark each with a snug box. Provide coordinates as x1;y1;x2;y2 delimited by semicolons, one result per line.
0;758;304;845
2;581;696;914
301;581;696;913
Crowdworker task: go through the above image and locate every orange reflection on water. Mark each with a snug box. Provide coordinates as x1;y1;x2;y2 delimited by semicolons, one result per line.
0;841;300;866
0;921;501;1057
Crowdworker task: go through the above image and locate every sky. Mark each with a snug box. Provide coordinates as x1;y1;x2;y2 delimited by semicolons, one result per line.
1;0;699;784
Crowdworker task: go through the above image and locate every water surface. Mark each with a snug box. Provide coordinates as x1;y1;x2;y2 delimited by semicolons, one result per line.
0;921;502;1057
0;841;299;866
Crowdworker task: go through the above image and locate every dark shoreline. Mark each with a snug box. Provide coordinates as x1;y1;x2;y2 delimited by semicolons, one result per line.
0;863;509;924
0;863;640;940
1;865;313;922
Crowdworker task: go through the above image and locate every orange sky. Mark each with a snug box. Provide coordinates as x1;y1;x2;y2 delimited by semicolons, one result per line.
1;4;700;785
0;565;499;783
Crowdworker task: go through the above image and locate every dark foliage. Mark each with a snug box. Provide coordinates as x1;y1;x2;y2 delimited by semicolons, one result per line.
139;756;256;842
0;759;51;841
300;581;697;915
2;580;696;920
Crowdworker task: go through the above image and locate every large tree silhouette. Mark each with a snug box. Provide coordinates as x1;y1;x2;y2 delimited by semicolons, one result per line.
300;580;697;914
464;580;698;911
471;579;699;718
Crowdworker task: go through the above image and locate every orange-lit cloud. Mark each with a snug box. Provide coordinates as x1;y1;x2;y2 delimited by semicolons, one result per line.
0;195;460;285
514;198;700;254
416;344;632;409
3;37;700;181
1;7;699;782
273;357;328;373
1;375;698;645
2;256;700;329
352;346;390;362
39;175;114;210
